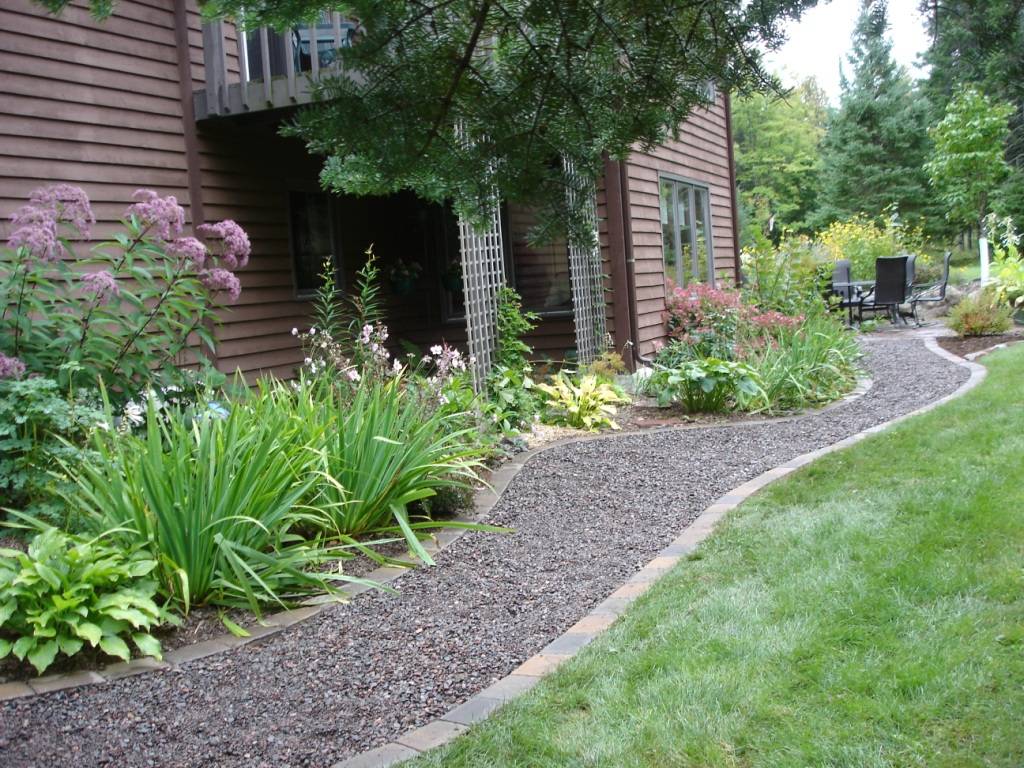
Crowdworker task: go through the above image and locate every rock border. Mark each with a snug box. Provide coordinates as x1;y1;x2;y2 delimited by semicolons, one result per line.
329;337;986;768
0;373;874;702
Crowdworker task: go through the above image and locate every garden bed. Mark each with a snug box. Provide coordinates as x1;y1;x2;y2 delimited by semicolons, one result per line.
0;337;968;768
936;329;1023;358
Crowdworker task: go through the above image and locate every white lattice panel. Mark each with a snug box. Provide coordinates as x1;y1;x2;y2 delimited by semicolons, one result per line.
563;159;608;364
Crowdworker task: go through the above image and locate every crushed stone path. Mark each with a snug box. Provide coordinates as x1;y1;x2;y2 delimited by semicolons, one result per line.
0;338;968;768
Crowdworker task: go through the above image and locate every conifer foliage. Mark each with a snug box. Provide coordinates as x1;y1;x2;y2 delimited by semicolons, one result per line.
814;1;938;234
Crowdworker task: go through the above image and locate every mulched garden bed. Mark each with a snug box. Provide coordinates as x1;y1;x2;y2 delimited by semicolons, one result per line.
936;330;1023;359
0;337;969;768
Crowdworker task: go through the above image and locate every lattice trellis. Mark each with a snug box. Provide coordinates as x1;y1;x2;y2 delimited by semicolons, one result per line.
458;204;506;391
563;159;608;364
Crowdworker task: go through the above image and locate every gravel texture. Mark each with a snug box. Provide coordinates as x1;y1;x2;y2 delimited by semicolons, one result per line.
0;338;968;768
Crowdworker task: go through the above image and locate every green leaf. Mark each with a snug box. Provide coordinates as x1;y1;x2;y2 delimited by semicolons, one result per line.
220;615;250;638
27;639;59;675
0;638;13;659
74;621;103;646
57;634;84;657
98;634;131;662
131;632;163;660
12;635;35;661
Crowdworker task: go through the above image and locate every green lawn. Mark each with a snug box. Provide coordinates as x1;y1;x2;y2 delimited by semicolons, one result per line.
407;346;1024;768
949;262;981;285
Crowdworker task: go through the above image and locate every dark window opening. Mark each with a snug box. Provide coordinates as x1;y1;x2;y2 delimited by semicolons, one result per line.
507;203;573;316
289;190;335;297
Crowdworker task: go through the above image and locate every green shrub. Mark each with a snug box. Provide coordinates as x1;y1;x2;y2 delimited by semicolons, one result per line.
645;358;765;413
746;314;861;412
535;374;629;431
0;377;105;523
582;350;627;381
949;293;1013;337
59;394;357;615
486;287;539;430
740;238;824;316
0;523;175;674
285;376;490;565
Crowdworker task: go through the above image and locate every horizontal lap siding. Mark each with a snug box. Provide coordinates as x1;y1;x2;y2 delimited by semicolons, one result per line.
0;0;191;250
626;95;737;356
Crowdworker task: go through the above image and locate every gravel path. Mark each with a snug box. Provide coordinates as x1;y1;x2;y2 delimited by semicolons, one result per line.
0;338;968;768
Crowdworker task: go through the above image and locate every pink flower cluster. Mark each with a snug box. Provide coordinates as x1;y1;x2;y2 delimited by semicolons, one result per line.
126;189;185;241
197;220;250;270
8;184;95;262
0;354;26;380
81;270;120;301
125;192;250;303
199;267;241;302
749;310;803;331
663;280;744;341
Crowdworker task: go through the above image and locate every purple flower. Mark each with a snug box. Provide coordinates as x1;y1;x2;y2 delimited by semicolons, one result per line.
81;270;120;300
30;184;95;238
125;189;185;241
8;205;61;262
197;219;251;269
7;184;94;262
0;354;26;380
200;267;241;302
167;236;208;268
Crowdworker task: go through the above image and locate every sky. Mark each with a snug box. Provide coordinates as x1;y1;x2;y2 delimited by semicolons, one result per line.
764;0;932;104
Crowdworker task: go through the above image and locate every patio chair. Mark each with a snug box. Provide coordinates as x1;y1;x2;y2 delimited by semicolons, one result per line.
897;253;917;324
829;259;862;323
907;251;953;326
859;256;909;325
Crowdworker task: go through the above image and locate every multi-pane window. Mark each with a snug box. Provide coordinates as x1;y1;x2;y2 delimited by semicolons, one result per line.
659;177;714;287
289;190;335;297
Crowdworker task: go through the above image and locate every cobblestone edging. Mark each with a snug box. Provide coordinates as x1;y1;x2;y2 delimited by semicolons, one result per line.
0;373;875;703
329;337;986;768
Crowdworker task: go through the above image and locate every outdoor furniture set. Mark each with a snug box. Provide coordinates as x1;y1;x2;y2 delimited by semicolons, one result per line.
831;252;952;327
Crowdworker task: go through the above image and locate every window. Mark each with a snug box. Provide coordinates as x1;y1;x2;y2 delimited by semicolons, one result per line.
507;203;573;316
659;177;714;287
289;190;335;297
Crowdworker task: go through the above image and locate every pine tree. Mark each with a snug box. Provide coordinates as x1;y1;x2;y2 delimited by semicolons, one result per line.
814;1;942;236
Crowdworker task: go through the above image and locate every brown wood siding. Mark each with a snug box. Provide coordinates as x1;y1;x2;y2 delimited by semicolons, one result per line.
625;94;737;356
0;0;192;250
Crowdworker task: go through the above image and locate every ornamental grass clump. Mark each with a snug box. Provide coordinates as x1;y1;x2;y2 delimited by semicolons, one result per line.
59;394;362;616
281;375;491;565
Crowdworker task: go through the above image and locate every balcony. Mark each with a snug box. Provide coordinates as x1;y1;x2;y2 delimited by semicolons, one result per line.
195;12;358;120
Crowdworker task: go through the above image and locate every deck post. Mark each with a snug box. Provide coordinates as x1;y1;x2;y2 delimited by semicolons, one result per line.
202;21;229;115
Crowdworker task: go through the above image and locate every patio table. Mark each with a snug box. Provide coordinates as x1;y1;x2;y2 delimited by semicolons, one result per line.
833;280;875;325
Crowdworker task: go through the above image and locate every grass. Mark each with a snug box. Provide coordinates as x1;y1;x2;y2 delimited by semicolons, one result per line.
406;345;1024;768
949;262;981;285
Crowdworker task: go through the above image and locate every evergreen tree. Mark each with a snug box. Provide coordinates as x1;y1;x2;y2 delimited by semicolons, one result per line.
40;0;822;240
732;78;830;244
814;1;941;236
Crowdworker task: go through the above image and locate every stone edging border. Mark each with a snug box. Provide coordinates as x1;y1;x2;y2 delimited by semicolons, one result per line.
328;337;987;768
0;372;875;703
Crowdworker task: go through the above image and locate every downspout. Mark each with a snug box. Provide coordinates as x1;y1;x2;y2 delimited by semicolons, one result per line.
724;90;743;283
617;158;654;367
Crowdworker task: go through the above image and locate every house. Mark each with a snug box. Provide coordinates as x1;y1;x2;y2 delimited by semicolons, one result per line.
0;0;741;381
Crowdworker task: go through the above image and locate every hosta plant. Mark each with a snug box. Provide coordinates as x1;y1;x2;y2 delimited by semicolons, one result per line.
646;358;766;413
0;522;175;675
535;374;629;431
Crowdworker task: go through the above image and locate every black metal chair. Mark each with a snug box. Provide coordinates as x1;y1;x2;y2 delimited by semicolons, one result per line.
830;259;861;324
859;256;909;324
907;251;953;326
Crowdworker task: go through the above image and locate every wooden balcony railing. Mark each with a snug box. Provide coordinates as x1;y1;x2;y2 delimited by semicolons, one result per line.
195;13;359;120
